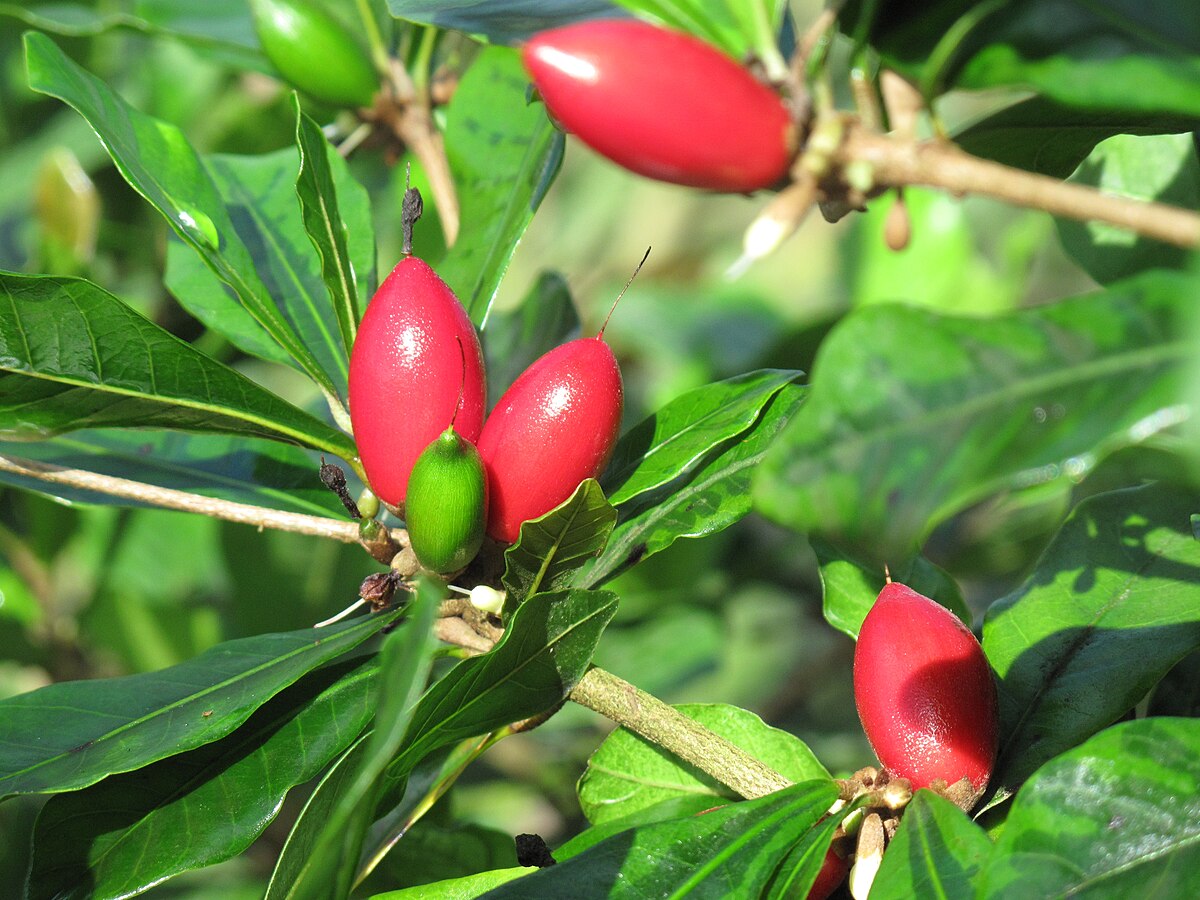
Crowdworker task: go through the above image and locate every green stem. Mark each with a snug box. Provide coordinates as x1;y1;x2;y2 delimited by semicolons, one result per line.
408;24;439;99
746;0;789;82
354;0;391;77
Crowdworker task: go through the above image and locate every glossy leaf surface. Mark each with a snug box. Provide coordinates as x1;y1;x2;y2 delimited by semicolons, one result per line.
983;483;1200;800
755;272;1193;562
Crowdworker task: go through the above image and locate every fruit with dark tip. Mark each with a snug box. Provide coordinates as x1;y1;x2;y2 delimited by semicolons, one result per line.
249;0;379;108
348;258;486;511
405;427;487;574
853;583;999;796
522;20;793;192
476;337;622;544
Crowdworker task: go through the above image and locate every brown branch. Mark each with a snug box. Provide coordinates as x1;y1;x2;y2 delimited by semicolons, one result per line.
837;123;1200;248
0;454;408;548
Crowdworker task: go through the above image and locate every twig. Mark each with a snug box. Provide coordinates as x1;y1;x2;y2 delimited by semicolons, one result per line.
569;667;794;800
838;123;1200;248
0;454;408;546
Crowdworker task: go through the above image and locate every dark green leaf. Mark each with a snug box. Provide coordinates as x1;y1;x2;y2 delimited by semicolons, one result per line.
981;718;1200;897
812;538;967;639
0;272;355;459
283;581;440;900
384;0;620;43
1057;133;1200;284
755;271;1194;563
983;484;1200;801
26;654;381;900
0;430;345;517
482;271;579;408
387;589;618;779
583;383;807;587
954;96;1200;179
439;47;564;325
578;703;828;826
603;369;801;506
481;780;838;899
609;0;752;60
846;0;1200;117
763;812;845;900
366;819;519;891
501;480;616;613
294;100;374;360
25;33;339;395
1148;650;1200;718
868;790;992;900
0;608;401;798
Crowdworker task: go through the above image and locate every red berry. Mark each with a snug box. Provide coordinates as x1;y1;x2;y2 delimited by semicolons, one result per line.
853;583;998;794
476;337;622;543
522;20;793;193
807;846;848;900
348;256;486;510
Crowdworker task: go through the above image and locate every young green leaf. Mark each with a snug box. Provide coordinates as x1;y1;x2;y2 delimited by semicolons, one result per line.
501;479;617;613
982;483;1200;802
0;608;401;798
0;273;356;459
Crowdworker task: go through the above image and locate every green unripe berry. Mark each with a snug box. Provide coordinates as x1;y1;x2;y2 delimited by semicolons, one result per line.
249;0;379;109
405;427;487;575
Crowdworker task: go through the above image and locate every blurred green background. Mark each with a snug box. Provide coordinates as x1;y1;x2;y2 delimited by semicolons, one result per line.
0;2;1107;893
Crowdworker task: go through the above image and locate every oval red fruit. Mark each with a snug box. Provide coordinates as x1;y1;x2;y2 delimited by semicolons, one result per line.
522;20;793;193
348;257;486;510
477;337;622;543
853;583;999;794
807;846;848;900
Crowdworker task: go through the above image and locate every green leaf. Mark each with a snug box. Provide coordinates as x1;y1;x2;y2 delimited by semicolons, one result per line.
812;538;968;639
387;589;618;780
294;99;373;360
24;32;340;396
481;779;839;899
583;382;807;587
868;790;992;900
482;271;580;408
603;369;801;506
755;271;1194;563
982;483;1200;801
953;96;1200;179
383;1;619;43
366;819;520;892
609;0;749;60
846;0;1200;117
0;430;346;518
981;718;1200;897
501;480;617;613
439;47;564;325
0;272;355;459
578;703;829;826
0;0;262;66
370;867;535;900
1057;133;1200;284
763;812;845;900
26;654;381;900
0;608;401;798
283;581;440;900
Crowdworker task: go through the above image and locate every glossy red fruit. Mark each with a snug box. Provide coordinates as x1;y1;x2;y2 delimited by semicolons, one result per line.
476;337;622;544
348;257;486;510
807;846;849;900
522;20;793;192
853;583;999;793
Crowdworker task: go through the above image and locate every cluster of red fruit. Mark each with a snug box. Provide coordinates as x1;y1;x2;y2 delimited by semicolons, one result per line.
347;191;622;575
